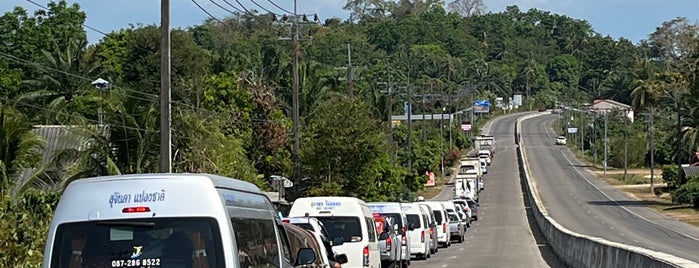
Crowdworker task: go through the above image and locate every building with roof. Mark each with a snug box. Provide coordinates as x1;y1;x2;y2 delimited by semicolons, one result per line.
18;125;109;184
590;99;634;122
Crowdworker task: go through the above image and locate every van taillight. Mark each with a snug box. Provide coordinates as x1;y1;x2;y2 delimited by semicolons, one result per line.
442;223;447;233
122;207;150;213
363;246;370;267
282;219;290;223
420;230;425;243
401;234;407;246
385;237;392;252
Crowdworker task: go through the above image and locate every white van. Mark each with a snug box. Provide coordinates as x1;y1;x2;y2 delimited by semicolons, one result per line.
399;203;430;260
367;202;411;267
417;203;438;254
42;173;317;268
422;201;450;247
289;197;381;268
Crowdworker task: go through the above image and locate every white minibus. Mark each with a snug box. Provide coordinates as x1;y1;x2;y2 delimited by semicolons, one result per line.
289;197;381;268
42;173;317;268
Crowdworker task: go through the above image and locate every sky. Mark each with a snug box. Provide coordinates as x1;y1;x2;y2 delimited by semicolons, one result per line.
1;0;698;45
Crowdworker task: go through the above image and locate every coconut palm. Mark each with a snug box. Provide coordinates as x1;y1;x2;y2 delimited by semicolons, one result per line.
0;106;46;199
16;38;102;124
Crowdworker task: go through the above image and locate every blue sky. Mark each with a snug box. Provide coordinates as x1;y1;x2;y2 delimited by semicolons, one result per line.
1;0;698;44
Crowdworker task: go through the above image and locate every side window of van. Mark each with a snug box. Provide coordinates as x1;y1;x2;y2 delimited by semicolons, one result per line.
230;217;280;268
275;220;292;262
365;217;376;242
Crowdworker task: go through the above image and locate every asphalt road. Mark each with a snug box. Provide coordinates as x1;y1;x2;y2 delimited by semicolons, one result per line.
411;112;564;268
522;113;699;263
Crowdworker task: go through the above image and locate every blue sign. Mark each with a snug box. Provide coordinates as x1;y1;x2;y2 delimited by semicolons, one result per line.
474;100;490;114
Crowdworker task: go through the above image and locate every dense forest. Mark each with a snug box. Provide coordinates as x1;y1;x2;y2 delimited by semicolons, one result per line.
0;0;698;265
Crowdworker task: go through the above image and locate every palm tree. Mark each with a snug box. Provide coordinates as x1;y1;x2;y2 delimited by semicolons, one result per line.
16;38;102;124
0;106;46;199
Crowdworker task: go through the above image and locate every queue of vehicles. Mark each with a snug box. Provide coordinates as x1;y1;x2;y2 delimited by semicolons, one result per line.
39;137;494;268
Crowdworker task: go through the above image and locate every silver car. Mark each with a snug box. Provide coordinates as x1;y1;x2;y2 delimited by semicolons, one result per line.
447;212;465;243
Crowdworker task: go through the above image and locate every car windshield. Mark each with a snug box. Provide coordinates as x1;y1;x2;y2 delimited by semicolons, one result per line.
50;218;222;268
315;216;363;243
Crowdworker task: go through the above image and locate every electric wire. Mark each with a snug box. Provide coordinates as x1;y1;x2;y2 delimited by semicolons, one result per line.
266;0;293;14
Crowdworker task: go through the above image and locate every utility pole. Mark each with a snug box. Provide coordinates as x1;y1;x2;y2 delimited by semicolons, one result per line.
160;0;172;173
378;78;394;164
406;85;413;201
335;43;359;96
624;109;629;181
604;111;608;175
580;108;584;156
347;43;353;96
273;4;319;197
649;107;655;193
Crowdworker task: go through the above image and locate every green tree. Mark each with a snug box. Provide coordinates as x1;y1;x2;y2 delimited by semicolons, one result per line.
0;107;45;198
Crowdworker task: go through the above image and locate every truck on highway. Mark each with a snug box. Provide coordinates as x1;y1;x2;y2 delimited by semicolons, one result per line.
454;158;481;200
474;135;495;156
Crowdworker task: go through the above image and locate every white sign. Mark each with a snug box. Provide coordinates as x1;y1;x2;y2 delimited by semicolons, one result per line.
567;128;578;134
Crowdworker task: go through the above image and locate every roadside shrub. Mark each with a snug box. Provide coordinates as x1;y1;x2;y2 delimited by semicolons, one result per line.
662;165;680;189
0;190;60;268
672;178;699;208
444;149;461;168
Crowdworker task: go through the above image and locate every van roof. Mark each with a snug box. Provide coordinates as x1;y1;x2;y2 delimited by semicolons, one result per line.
68;173;262;193
367;202;404;214
289;196;370;217
399;203;422;214
51;173;270;224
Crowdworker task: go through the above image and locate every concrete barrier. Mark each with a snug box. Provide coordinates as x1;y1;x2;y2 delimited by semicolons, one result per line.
516;112;699;268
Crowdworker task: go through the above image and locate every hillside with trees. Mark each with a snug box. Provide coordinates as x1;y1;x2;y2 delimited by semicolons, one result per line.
0;0;697;266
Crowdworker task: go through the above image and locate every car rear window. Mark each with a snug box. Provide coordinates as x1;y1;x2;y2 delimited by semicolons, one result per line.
448;214;459;222
315;216;363;243
406;214;422;228
50;218;222;268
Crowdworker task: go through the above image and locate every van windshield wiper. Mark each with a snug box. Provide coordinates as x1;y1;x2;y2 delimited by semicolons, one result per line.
96;221;156;227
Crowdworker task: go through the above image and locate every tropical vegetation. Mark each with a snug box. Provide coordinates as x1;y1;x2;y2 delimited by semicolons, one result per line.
0;0;698;266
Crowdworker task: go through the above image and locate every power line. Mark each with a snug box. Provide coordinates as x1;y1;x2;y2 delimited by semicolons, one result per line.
0;51;157;101
208;0;243;16
25;0;109;36
266;0;293;14
248;0;282;15
0;95;159;133
230;0;254;15
192;0;227;24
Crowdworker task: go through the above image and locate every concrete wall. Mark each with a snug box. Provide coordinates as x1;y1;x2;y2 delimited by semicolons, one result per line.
515;112;699;268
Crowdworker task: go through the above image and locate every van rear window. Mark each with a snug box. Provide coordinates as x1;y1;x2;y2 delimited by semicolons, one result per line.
406;214;422;228
378;213;404;230
50;218;222;268
315;216;363;243
432;211;443;224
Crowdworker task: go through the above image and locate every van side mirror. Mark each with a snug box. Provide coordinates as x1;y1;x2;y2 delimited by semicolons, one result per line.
294;248;316;266
332;237;344;246
335;253;348;264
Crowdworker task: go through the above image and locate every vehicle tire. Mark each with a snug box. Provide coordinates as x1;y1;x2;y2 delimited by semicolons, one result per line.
458;234;464;243
419;253;427;260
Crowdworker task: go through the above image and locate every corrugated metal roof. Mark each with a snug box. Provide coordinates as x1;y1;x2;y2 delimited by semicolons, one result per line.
19;125;109;182
682;166;699;178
